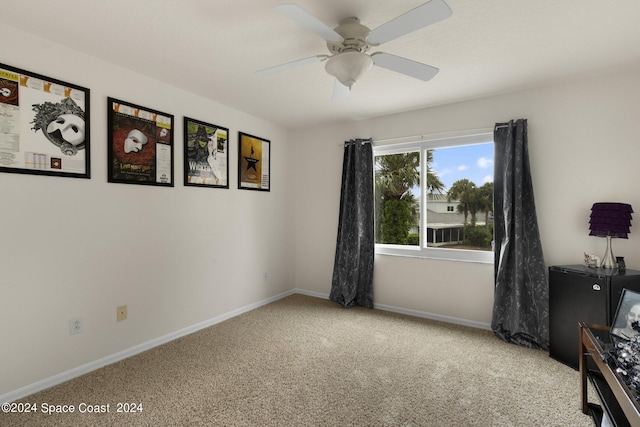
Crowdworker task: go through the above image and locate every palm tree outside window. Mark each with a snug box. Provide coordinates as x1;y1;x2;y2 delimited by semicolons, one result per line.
373;132;494;263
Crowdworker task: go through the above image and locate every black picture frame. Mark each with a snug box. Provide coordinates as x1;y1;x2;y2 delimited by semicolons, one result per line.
611;288;640;339
0;62;90;179
183;117;229;188
238;131;270;192
107;97;174;187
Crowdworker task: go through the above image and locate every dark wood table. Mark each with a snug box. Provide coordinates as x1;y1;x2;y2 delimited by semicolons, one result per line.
579;322;640;427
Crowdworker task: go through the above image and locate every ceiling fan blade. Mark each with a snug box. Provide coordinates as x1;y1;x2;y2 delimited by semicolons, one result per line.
332;79;350;102
372;53;439;81
256;55;326;76
367;0;452;45
275;4;342;42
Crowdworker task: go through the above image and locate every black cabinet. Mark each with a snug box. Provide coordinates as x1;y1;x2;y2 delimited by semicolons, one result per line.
549;264;640;369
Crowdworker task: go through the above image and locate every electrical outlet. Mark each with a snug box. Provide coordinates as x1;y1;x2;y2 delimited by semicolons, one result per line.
117;305;127;322
69;317;83;335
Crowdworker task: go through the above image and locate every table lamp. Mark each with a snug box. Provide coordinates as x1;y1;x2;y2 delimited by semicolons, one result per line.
589;202;633;268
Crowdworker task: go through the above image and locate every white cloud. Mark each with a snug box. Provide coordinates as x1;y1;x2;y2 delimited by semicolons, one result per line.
483;175;493;184
457;165;468;171
439;168;452;177
477;157;494;169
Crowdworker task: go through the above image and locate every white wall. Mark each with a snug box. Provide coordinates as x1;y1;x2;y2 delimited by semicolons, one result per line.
4;18;640;401
292;65;640;326
0;24;295;396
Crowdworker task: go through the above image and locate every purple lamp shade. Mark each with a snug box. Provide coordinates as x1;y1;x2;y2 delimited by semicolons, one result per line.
589;202;633;238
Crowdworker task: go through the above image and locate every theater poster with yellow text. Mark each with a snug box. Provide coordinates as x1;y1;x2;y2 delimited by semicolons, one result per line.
0;62;90;178
107;97;173;187
238;132;270;192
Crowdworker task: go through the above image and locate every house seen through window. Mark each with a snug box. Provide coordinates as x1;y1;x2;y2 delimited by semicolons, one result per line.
373;132;494;263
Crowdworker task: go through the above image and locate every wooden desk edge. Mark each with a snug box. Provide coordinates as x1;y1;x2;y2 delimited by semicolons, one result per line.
578;322;640;426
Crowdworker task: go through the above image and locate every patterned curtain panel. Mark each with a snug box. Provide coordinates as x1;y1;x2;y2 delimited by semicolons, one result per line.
330;139;374;309
492;119;549;349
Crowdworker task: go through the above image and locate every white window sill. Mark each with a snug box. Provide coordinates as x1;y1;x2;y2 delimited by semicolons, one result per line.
375;244;494;264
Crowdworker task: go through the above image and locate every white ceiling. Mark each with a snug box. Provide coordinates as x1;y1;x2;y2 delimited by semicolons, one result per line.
3;0;640;130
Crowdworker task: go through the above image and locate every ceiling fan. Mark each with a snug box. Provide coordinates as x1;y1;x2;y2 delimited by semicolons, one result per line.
256;0;452;100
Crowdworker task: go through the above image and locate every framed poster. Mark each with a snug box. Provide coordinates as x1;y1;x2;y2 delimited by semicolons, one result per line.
107;97;174;186
0;62;90;178
611;288;640;339
238;132;270;191
184;117;229;188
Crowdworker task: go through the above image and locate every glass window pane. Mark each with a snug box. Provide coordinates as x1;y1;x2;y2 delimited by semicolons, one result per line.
373;131;495;264
426;143;493;252
374;152;420;246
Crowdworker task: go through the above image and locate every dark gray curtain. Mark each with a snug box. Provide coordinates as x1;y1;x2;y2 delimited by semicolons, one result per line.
492;119;549;350
330;138;374;309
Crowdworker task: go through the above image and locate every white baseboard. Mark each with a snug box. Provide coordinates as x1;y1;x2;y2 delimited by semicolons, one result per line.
1;289;296;404
373;302;492;331
2;288;489;403
294;288;492;330
293;288;330;300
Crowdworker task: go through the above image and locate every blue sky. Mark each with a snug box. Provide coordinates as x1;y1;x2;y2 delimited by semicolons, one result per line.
431;142;493;192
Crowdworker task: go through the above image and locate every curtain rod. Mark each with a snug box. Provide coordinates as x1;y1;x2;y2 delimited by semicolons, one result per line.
371;127;494;144
341;139;372;147
337;127;498;147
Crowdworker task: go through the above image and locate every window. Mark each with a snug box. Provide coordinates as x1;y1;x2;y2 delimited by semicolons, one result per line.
373;131;494;263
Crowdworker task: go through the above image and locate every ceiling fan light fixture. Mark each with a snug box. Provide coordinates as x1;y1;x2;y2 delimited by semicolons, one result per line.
325;51;373;89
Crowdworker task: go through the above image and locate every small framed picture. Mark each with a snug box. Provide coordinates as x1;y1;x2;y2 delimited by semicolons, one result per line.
611;288;640;339
107;97;174;186
238;132;270;192
183;117;229;188
0;62;90;178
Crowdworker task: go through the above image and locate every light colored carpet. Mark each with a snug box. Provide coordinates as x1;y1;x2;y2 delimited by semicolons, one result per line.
3;294;595;426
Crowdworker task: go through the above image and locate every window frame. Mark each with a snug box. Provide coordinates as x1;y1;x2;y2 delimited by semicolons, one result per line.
373;131;494;264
